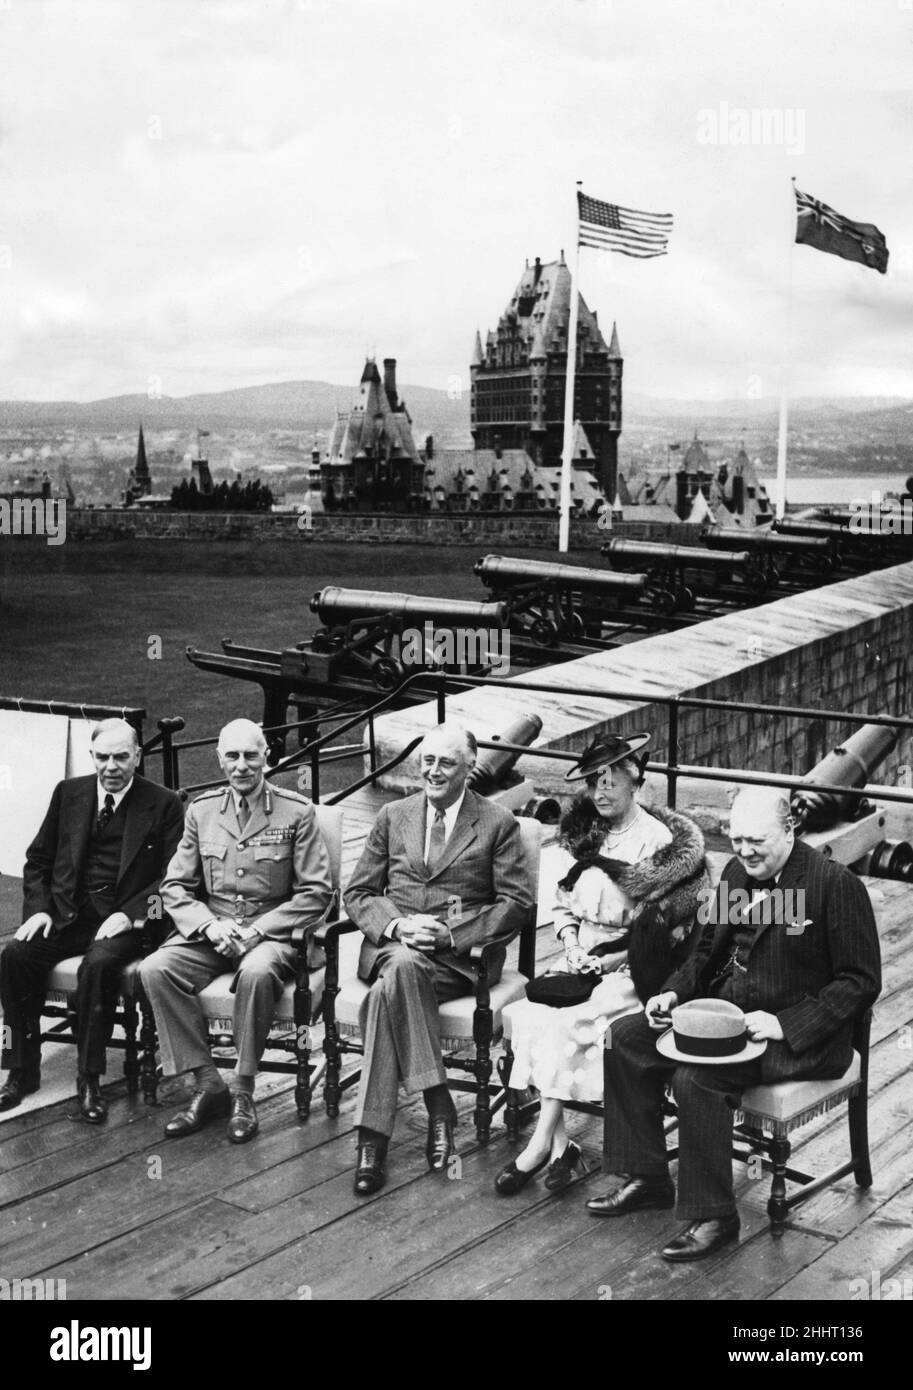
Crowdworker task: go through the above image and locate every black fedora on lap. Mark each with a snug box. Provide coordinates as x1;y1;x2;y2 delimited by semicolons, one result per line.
564;732;652;782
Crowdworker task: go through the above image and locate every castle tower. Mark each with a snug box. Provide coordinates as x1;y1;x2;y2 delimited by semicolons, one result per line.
470;254;622;498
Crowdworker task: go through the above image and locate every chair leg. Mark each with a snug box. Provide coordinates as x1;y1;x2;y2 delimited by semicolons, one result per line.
499;1042;520;1142
473;1002;494;1145
767;1136;791;1236
293;972;312;1122
848;1090;873;1188
122;996;140;1093
138;989;159;1106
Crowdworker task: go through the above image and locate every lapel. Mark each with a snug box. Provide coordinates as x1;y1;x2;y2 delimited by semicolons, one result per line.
69;777;97;876
425;791;479;880
117;780;155;881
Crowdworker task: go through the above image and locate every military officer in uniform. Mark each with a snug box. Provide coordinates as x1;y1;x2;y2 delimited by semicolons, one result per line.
140;718;333;1143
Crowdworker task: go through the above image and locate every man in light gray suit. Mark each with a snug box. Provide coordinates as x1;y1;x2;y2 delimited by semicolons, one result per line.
344;722;532;1195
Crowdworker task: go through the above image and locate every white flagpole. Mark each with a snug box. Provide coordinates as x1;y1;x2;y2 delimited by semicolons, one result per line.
558;183;582;553
774;178;797;522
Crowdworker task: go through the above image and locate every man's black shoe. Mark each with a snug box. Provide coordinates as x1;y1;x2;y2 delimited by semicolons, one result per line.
661;1214;741;1262
586;1176;675;1217
164;1087;231;1138
426;1115;455;1172
77;1075;108;1124
0;1069;40;1112
354;1140;387;1196
227;1092;259;1144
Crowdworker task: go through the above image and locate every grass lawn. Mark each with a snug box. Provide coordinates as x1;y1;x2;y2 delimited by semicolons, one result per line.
1;538;583;788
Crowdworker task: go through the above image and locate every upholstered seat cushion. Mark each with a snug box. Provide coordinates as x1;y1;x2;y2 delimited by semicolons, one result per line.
737;1051;861;1131
334;968;529;1049
196;966;327;1035
46;956;144;1004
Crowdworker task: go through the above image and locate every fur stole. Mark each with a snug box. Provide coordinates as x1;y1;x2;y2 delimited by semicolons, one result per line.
557;798;711;1002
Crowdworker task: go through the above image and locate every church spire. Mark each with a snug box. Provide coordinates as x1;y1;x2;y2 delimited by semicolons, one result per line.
607;320;621;359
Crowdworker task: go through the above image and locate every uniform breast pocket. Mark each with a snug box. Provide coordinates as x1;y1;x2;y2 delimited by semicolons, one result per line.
255;844;293;894
200;842;228;893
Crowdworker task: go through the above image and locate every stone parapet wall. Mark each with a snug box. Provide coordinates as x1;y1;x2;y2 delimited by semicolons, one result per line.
369;561;913;807
57;508;699;548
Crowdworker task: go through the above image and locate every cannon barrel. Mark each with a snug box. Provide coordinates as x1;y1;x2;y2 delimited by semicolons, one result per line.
466;713;543;794
791;722;900;832
703;526;830;556
602;537;752;569
311;586;509;627
474;553;646;594
773;517;857;542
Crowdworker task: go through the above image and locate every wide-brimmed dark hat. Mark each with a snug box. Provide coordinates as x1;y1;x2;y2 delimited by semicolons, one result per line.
564;731;652;782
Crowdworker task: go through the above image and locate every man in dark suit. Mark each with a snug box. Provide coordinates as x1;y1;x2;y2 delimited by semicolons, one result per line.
586;784;881;1260
0;719;184;1119
344;722;532;1195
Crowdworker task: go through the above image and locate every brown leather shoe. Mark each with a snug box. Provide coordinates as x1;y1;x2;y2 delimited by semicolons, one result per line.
586;1176;675;1217
164;1087;231;1138
661;1214;740;1262
227;1092;259;1144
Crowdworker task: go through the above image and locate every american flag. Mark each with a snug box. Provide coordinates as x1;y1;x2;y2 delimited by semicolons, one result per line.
577;191;673;259
794;185;888;274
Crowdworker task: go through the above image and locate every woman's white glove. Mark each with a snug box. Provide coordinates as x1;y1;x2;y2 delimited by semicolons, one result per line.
565;944;602;976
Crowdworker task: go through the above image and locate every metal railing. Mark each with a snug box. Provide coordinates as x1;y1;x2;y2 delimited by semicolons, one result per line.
75;669;913;820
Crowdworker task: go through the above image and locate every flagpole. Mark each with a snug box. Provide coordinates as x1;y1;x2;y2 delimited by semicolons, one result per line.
774;177;797;522
558;183;582;553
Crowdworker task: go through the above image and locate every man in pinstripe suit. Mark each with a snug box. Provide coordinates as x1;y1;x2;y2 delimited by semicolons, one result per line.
343;722;532;1195
588;785;881;1260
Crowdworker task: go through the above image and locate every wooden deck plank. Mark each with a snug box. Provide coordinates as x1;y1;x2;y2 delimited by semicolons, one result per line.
1;855;911;1302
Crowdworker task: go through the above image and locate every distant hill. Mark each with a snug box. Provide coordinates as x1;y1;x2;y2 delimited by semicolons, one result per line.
0;380;473;447
1;381;910;455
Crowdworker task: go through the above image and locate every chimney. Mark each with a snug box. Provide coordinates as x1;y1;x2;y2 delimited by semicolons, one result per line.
425;434;434;460
383;358;398;411
533;256;542;286
494;432;503;461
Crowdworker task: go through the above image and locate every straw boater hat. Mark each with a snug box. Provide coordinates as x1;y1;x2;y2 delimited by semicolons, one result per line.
656;998;767;1065
564;732;652;782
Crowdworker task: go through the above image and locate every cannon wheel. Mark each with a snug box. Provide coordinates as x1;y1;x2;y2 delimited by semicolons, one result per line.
372;656;406;691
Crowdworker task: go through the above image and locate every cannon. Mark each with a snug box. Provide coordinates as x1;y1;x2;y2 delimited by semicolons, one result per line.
473;553;661;648
702;525;835;584
467;712;544;794
186;588;513;754
602;536;768;611
788;722;913;882
791;723;899;832
771;516;904;571
463;710;559;823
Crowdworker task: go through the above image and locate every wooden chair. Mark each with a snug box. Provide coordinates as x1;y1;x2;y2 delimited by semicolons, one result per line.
658;1008;873;1237
42;944;152;1093
138;803;343;1120
731;1008;872;1235
318;816;542;1143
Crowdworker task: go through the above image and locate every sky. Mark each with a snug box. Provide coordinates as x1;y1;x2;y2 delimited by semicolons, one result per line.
0;0;910;403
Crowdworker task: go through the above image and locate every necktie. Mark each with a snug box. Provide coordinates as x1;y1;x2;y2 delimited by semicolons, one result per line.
426;809;446;872
97;793;115;833
237;796;250;830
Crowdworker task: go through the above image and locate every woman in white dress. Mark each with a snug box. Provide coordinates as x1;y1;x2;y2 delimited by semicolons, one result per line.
495;733;709;1195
